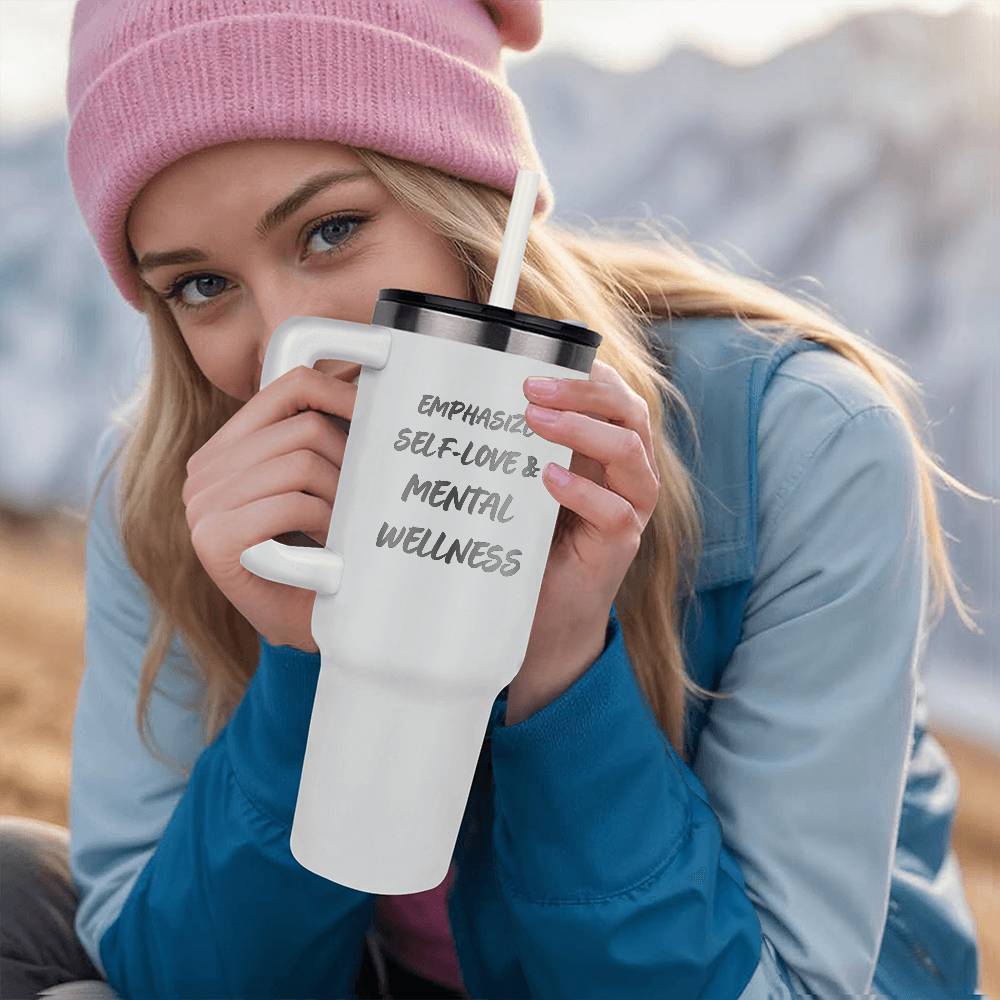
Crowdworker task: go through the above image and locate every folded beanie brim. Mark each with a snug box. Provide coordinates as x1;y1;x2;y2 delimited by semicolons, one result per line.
66;12;553;311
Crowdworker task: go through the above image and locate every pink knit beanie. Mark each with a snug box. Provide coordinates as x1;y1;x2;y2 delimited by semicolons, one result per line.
65;0;554;313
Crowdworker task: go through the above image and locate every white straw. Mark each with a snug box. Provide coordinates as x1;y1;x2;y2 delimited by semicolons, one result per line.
487;169;540;310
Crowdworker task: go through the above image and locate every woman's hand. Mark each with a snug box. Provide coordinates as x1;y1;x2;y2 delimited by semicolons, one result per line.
506;358;661;725
181;364;360;654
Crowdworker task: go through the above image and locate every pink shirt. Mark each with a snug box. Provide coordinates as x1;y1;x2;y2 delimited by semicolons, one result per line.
373;859;468;993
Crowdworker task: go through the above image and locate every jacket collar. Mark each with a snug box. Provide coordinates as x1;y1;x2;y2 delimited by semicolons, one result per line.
648;316;826;591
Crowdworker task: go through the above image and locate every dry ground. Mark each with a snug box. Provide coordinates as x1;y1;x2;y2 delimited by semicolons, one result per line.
1;509;996;993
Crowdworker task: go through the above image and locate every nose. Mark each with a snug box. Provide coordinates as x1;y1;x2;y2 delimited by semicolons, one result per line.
249;273;375;393
252;316;363;396
253;332;272;394
253;310;295;393
251;281;319;370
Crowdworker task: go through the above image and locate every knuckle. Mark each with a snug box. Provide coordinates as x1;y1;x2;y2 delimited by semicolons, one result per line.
298;489;321;521
614;502;643;544
290;446;312;475
646;453;661;486
293;447;322;481
647;477;662;508
183;481;205;526
306;409;330;442
181;469;202;507
279;364;314;393
189;515;210;556
184;497;199;532
304;364;328;388
622;429;645;460
613;499;636;533
317;501;334;536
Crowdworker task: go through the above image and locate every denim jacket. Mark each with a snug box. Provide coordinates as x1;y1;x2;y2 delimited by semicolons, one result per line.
68;315;981;998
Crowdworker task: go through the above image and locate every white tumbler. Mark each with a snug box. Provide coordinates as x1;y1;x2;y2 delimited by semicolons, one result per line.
239;288;601;893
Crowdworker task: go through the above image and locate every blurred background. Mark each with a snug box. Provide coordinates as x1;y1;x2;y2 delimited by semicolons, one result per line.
1;0;997;991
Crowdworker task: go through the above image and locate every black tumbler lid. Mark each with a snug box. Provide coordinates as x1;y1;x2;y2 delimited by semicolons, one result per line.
376;288;602;350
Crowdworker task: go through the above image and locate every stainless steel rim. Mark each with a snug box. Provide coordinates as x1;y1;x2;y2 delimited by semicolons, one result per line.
372;299;597;373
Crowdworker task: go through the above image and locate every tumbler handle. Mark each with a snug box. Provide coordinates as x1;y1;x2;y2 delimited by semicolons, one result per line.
239;315;393;594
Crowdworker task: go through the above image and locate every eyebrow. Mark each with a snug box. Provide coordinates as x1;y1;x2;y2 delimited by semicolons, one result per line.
135;167;374;274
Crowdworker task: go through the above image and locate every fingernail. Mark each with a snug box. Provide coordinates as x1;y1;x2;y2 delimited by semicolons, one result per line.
527;403;559;423
546;462;571;485
525;377;558;396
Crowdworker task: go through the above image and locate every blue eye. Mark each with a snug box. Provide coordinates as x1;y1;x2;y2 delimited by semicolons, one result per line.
161;212;370;312
303;213;367;257
163;274;229;311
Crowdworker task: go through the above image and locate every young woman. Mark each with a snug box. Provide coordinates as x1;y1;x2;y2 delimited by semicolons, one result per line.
0;1;986;998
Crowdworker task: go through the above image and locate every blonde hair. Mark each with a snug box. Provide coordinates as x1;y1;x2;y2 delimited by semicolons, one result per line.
87;146;990;770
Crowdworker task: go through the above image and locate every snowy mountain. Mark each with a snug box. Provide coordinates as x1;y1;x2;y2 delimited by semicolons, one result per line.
506;4;999;730
1;4;996;736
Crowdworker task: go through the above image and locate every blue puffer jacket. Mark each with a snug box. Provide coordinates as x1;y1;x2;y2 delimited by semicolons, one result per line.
68;315;982;998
